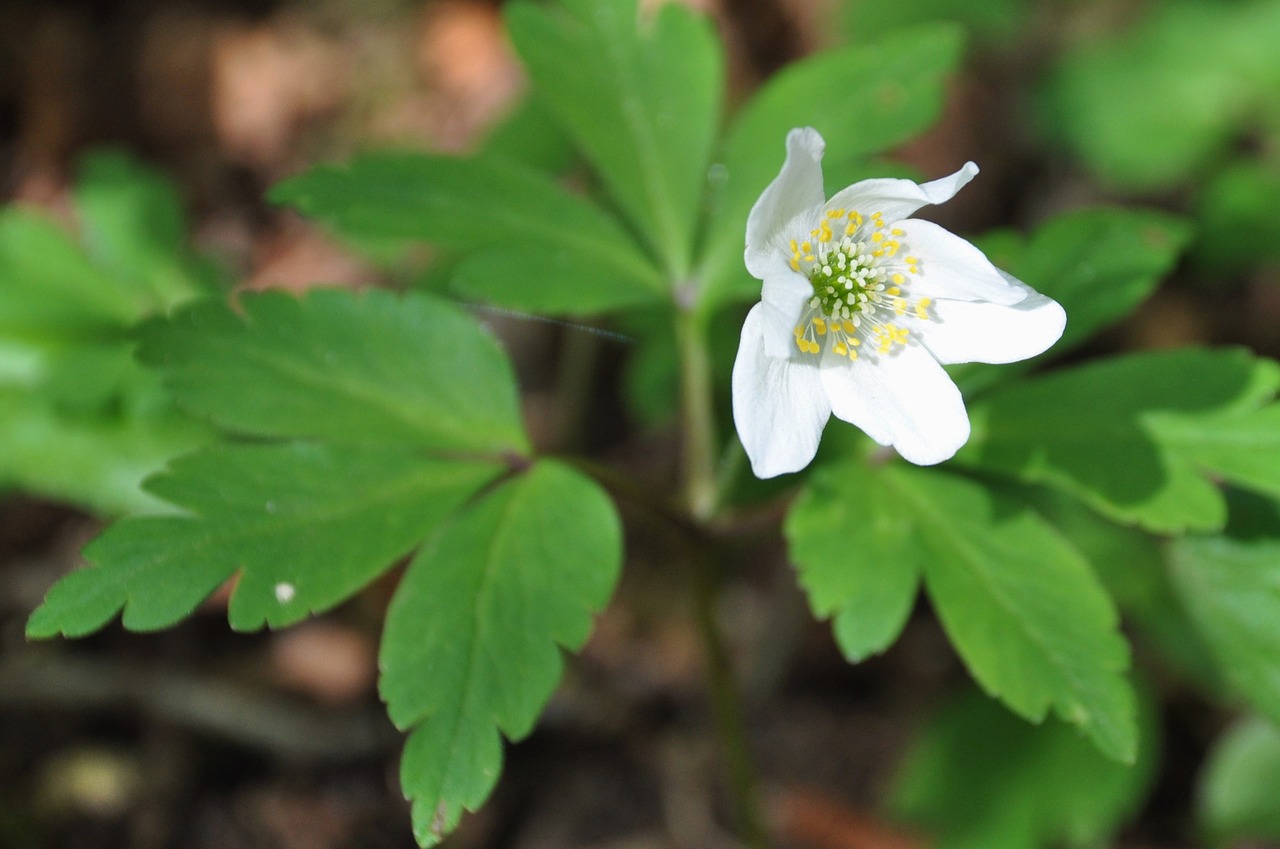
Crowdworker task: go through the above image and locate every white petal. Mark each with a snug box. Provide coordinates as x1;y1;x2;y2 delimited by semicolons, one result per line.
915;293;1066;365
745;128;826;279
820;344;969;465
894;219;1025;306
733;304;832;478
823;162;979;224
759;253;813;359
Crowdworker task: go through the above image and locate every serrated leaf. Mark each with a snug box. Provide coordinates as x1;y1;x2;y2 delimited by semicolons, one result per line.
1171;535;1280;724
1025;486;1221;687
139;289;528;453
960;348;1280;533
379;460;621;846
26;444;504;637
956;208;1190;394
785;459;920;661
505;0;723;274
1199;716;1280;841
879;465;1136;762
892;688;1155;849
701;25;963;304
271;153;665;314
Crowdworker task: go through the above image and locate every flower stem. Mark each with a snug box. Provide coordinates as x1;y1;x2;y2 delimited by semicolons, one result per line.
675;307;718;522
675;303;770;848
691;541;771;849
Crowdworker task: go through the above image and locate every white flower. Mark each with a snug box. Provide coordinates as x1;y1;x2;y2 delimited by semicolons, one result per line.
732;127;1066;478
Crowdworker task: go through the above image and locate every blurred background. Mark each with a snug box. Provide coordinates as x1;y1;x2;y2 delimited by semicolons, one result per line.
3;0;1280;847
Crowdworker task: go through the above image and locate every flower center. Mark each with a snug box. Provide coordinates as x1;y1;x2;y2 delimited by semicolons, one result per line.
788;209;931;361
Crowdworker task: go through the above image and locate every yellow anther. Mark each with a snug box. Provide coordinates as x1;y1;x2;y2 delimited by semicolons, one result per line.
915;297;932;319
801;241;812;253
892;273;905;285
827;208;845;219
905;256;919;265
841;319;856;333
845;222;858;235
872;232;885;243
850;336;861;346
789;257;800;271
887;287;900;296
891;228;904;236
813;318;827;335
803;254;815;262
894;298;907;315
834;342;848;356
790;239;799;252
873;249;884;257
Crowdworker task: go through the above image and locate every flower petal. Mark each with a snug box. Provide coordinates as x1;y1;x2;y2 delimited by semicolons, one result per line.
820;344;969;465
914;292;1066;365
894;219;1025;305
823;162;979;225
759;253;813;359
733;303;832;478
745;128;826;279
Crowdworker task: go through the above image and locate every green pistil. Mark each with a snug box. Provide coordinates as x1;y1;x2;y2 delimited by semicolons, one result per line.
808;241;883;320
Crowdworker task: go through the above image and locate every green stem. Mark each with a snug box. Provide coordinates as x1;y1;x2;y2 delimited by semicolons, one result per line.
675;301;770;848
691;542;771;849
675;306;718;521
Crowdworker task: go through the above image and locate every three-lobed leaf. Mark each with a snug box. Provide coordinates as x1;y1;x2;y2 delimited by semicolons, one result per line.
25;444;505;636
505;0;723;276
790;461;1136;762
140;288;528;453
960;348;1280;533
786;459;921;661
380;460;622;846
271;153;666;314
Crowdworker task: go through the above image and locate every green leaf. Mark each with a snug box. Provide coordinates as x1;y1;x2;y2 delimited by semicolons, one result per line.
785;459;920;661
26;444;504;637
0;385;207;516
843;0;1030;43
1025;486;1221;687
139;289;529;453
892;688;1155;849
0;211;138;337
271;153;665;314
1199;716;1280;841
480;94;576;175
1040;0;1280;190
955;208;1190;394
380;460;621;846
505;0;723;274
880;465;1136;762
1196;159;1280;271
701;24;963;304
960;348;1280;533
75;149;207;306
1171;535;1280;724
